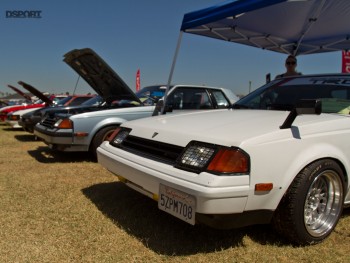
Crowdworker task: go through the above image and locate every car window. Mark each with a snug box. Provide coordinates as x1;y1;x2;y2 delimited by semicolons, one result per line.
136;85;169;105
56;96;73;106
211;90;230;108
81;95;104;106
52;97;63;105
234;77;350;113
167;87;212;110
67;97;93;106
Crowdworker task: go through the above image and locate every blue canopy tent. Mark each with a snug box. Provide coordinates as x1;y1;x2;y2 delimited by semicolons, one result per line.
181;0;350;56
159;0;350;114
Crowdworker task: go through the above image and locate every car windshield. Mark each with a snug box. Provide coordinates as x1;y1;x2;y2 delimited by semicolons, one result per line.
55;96;73;106
81;95;104;106
52;97;66;105
233;76;350;113
136;85;170;105
33;99;43;104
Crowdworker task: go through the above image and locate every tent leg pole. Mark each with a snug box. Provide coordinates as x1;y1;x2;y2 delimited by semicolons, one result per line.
159;31;184;115
167;31;183;88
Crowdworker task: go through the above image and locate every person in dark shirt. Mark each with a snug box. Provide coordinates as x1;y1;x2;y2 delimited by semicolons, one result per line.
275;55;302;79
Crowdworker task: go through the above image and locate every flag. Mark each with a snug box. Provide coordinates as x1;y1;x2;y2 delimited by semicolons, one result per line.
342;51;350;73
136;69;140;91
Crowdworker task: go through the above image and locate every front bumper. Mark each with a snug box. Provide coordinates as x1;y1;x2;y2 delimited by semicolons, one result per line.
34;124;89;152
5;120;21;128
97;141;250;215
19;116;41;133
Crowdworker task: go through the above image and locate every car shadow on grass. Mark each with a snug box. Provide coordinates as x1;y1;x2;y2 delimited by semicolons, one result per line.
3;127;25;132
27;146;95;163
14;134;38;142
82;181;292;256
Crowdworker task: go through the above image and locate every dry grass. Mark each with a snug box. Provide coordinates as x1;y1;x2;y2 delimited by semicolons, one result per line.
0;123;349;263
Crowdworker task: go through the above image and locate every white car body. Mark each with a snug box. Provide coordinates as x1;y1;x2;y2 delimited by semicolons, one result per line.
6;108;39;128
99;109;350;207
97;74;350;245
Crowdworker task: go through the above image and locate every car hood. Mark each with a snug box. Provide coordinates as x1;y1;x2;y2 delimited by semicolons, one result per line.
0;103;44;113
10;107;39;116
123;109;347;147
23;104;100;118
63;48;141;103
7;84;33;101
70;105;155;120
17;81;53;105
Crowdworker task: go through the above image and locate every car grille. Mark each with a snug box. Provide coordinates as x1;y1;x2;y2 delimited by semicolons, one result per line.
40;116;58;128
116;135;184;164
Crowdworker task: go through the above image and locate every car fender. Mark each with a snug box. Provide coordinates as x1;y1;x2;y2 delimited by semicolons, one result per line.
244;141;350;212
71;116;127;146
88;116;128;142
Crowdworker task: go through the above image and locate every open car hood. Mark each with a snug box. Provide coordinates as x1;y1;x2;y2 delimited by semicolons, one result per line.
63;48;141;104
7;84;33;101
17;81;53;105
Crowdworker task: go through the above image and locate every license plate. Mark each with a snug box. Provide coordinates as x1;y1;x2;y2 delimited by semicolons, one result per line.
158;184;196;225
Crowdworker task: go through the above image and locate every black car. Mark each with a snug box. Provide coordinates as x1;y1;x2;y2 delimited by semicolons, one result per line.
20;95;102;133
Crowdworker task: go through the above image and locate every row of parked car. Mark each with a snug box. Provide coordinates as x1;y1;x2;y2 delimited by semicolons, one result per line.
4;85;95;130
2;48;350;246
1;48;238;158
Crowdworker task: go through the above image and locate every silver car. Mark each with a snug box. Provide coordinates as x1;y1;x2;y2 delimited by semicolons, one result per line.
34;84;238;157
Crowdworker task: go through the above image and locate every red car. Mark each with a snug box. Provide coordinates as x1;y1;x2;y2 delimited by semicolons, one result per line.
0;84;49;122
0;82;93;122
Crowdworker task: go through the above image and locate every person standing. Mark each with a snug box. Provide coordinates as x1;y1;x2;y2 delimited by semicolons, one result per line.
275;55;302;79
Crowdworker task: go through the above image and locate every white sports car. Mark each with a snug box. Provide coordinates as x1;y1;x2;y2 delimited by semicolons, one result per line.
97;74;350;245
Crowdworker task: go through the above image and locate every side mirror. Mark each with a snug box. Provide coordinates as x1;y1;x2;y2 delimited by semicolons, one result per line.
153;97;160;104
280;99;321;129
164;104;173;113
152;100;163;116
152;100;173;116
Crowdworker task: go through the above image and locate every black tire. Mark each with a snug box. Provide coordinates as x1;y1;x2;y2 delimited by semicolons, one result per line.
90;126;119;158
272;159;345;245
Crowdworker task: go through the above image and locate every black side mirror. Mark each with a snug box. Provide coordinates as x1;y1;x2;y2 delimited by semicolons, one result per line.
164;104;173;113
152;100;174;116
280;99;322;129
152;100;163;116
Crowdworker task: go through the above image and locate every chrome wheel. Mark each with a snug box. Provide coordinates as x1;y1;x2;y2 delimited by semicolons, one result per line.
273;159;345;245
304;170;343;237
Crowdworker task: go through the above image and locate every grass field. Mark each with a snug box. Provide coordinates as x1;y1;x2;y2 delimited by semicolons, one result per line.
0;123;349;262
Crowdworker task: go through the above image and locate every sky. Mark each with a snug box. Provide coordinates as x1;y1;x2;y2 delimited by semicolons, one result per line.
0;0;343;97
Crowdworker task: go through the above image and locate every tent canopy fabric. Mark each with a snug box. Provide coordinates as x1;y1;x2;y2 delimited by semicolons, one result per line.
181;0;350;56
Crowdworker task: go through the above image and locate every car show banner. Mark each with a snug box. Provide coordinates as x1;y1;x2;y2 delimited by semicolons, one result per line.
136;69;140;91
342;51;350;73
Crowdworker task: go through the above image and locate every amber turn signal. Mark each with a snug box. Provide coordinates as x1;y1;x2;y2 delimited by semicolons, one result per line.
56;119;73;129
207;148;249;173
255;183;273;192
